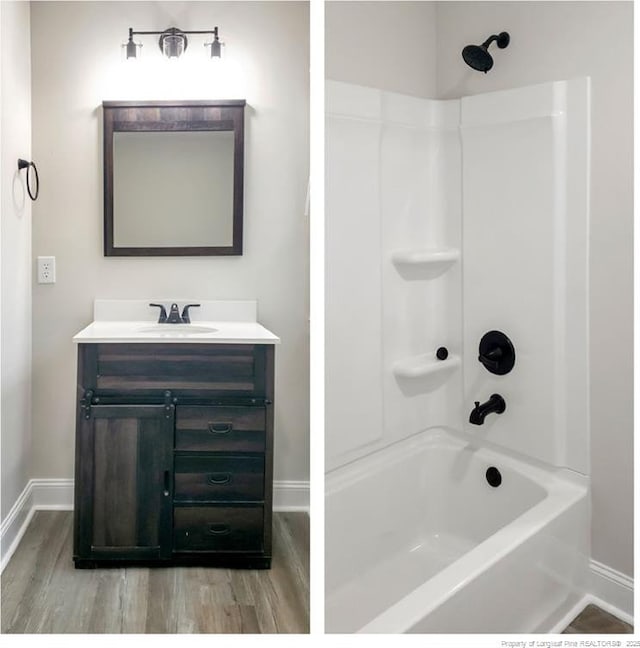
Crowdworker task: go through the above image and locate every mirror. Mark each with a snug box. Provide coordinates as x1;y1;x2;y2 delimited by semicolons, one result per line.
113;131;234;248
103;100;245;256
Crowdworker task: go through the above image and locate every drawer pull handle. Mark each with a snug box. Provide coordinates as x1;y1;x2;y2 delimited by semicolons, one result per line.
207;473;231;485
208;422;232;435
208;524;231;536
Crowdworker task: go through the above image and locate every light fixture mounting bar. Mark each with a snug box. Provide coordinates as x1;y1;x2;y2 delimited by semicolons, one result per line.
129;28;219;36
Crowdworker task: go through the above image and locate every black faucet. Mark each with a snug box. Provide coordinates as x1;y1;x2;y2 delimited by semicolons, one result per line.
469;393;506;425
149;303;200;324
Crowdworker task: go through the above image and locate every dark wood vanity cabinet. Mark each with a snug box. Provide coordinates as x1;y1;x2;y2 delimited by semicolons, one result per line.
73;343;274;569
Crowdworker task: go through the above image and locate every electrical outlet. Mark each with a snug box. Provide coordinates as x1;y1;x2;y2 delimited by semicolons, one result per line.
37;256;56;284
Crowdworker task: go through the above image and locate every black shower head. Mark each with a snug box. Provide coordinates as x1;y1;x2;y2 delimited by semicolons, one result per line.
462;44;494;73
462;31;510;73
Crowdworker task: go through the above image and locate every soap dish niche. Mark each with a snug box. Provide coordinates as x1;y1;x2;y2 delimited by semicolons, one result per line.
391;248;460;279
393;352;461;393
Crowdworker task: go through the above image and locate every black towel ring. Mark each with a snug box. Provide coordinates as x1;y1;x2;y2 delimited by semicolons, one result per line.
17;158;39;201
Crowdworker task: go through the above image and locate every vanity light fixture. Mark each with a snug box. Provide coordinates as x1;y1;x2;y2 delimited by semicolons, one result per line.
123;26;223;60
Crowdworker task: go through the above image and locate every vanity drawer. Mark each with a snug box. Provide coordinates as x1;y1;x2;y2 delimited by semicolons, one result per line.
93;343;267;397
174;455;264;502
173;506;263;553
175;406;265;452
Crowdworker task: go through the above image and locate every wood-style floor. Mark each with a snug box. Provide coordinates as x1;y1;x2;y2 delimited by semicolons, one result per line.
1;510;309;634
563;603;633;634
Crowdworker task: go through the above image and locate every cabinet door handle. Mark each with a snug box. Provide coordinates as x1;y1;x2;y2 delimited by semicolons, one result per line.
208;422;232;435
207;473;231;485
163;470;171;496
208;524;231;536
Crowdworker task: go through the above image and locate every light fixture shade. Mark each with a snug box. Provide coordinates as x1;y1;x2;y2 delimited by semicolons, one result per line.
122;39;142;60
208;39;221;58
159;29;188;58
163;35;184;58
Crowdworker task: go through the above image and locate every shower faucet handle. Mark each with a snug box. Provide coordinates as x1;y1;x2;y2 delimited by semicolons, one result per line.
478;330;516;375
478;347;502;371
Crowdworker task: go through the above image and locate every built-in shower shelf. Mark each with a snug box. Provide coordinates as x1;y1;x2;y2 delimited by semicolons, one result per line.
391;248;460;278
393;353;461;380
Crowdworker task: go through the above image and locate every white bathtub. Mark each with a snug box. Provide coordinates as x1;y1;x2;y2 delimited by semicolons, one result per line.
325;429;589;633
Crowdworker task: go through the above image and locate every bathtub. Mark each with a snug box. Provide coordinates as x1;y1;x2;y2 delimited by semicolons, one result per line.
325;429;589;633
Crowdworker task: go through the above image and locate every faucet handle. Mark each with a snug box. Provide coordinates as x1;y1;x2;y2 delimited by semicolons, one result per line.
149;303;168;323
181;303;201;324
478;331;516;375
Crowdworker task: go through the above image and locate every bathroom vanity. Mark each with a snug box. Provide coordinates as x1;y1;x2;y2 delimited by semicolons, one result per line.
72;301;279;569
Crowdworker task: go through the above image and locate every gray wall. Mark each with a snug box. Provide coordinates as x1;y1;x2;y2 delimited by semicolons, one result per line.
435;0;633;579
326;1;437;97
1;1;32;522
30;2;309;484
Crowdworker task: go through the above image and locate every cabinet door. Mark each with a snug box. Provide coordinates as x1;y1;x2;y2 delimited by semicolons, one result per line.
74;405;174;561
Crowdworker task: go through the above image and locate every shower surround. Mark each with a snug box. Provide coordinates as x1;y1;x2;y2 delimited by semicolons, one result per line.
325;78;590;632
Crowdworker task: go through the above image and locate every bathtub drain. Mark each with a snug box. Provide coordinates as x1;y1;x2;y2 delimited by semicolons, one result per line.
486;466;502;487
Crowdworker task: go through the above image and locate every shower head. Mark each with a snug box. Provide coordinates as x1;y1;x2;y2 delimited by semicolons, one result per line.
462;31;510;73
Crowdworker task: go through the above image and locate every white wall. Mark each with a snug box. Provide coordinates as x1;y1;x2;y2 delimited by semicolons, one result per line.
435;0;633;581
30;2;309;484
325;1;437;98
1;1;32;523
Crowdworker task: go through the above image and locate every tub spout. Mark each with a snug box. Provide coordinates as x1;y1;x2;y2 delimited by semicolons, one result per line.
469;393;506;425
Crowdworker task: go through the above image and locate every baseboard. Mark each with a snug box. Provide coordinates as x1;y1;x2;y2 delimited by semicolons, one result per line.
548;562;634;629
0;480;36;572
273;480;310;512
1;478;75;571
31;477;74;509
588;559;634;623
547;594;592;633
1;477;309;571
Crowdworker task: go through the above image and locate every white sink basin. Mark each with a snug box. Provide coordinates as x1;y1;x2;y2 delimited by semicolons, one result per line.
137;324;218;335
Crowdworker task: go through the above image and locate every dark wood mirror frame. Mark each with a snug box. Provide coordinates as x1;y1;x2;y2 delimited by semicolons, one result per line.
103;99;245;256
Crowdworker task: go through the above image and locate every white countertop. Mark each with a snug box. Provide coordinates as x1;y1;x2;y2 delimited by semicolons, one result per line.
73;320;280;345
72;300;280;345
